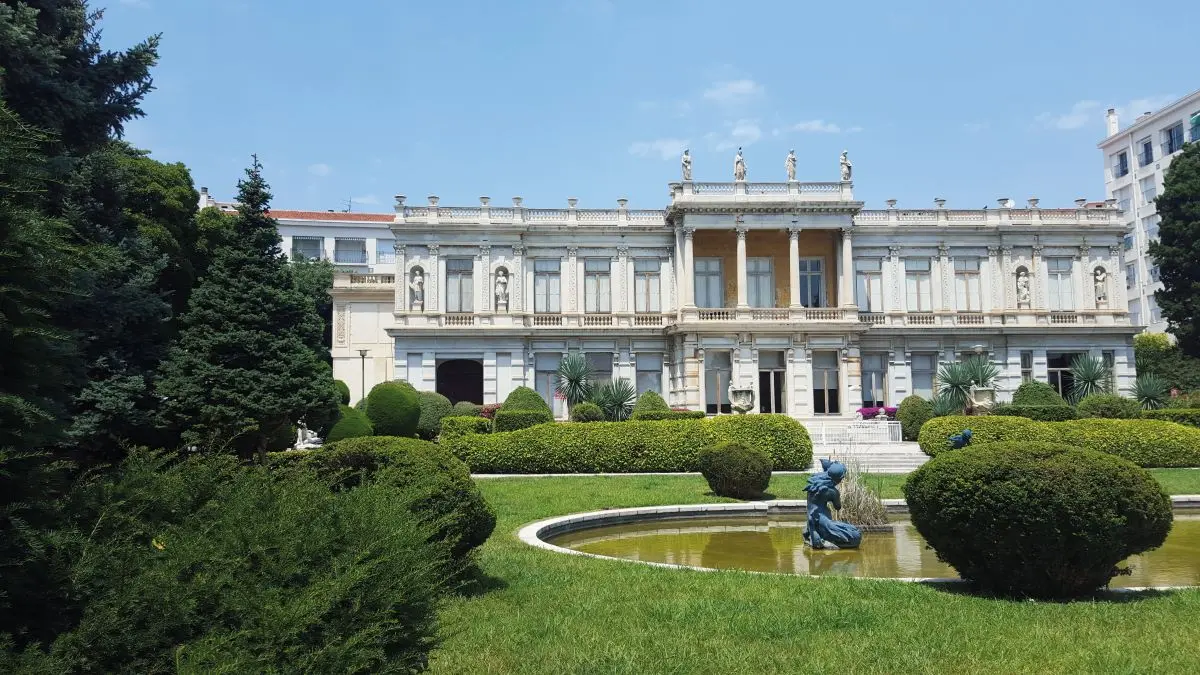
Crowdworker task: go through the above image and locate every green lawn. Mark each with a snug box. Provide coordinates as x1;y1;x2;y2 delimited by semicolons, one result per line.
432;474;1200;674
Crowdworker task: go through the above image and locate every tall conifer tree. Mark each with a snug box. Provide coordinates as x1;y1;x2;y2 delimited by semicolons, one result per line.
1150;142;1200;356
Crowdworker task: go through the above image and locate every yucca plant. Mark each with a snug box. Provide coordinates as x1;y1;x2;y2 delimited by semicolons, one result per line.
1069;354;1112;403
1134;373;1169;410
930;393;962;418
936;357;997;413
555;352;594;410
590;378;638;421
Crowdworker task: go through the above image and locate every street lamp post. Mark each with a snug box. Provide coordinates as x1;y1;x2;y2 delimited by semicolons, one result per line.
358;349;369;402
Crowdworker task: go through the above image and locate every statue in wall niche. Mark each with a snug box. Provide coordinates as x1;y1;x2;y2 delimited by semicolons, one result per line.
681;148;692;181
293;422;323;450
785;149;797;181
803;459;862;550
1015;268;1031;305
495;268;509;311
1094;267;1108;305
734;147;747;181
839;150;853;181
409;268;425;310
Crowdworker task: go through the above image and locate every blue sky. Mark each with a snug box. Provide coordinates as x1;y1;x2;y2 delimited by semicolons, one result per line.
106;0;1195;212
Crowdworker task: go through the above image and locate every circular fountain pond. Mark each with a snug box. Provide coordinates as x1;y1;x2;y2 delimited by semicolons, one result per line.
526;504;1200;588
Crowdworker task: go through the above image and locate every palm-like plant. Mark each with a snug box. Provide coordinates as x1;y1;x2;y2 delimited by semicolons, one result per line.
590;378;638;421
936;357;998;413
1069;354;1112;403
555;353;594;410
930;393;961;418
1134;373;1169;410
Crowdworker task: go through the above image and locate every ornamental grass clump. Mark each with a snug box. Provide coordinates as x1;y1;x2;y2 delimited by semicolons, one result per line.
831;459;888;528
904;442;1172;598
697;442;772;499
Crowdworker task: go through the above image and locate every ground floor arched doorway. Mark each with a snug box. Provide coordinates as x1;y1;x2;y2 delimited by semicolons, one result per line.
436;359;484;404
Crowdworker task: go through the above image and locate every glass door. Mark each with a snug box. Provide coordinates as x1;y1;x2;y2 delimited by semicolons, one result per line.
812;351;840;415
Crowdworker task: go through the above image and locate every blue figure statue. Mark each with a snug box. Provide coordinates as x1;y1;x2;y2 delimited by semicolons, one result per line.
948;428;973;449
803;459;863;550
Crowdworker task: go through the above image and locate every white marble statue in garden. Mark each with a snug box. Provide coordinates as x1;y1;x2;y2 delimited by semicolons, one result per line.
293;422;323;450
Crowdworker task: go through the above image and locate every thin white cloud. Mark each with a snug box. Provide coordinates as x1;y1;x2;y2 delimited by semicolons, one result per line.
703;79;763;104
628;138;689;161
307;163;332;177
708;119;762;151
1118;94;1177;121
1036;100;1103;130
791;120;842;134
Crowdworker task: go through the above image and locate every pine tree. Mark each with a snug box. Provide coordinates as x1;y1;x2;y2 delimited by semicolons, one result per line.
156;158;338;460
1149;142;1200;357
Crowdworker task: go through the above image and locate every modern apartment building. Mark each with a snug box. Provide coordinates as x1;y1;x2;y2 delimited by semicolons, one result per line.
1099;89;1200;333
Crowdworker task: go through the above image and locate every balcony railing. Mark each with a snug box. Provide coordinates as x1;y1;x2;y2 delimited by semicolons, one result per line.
955;313;985;325
583;314;613;326
1050;312;1079;325
906;313;936;326
443;313;476;327
348;274;394;285
633;314;667;327
859;312;885;325
291;249;327;262
804;308;846;321
697;308;736;321
531;314;563;327
750;308;789;321
333;250;369;264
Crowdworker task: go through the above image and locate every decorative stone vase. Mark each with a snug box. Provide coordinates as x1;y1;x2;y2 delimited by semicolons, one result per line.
969;386;996;412
728;385;756;414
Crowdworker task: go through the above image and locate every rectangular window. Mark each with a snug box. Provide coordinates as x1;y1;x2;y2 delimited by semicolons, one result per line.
635;353;663;395
1141;176;1157;205
1102;351;1116;393
1020;351;1034;383
291;236;323;261
1124;234;1135;251
375;240;396;264
1047;257;1074;311
534;353;563;417
333;238;368;264
758;351;786;414
953;258;981;311
1115;186;1132;214
812;351;840;415
1150;265;1161;283
586;352;612;382
798;258;825;307
694;258;723;308
861;353;888;408
584;259;611;313
534;259;561;313
1131;310;1142;325
1152;306;1162;323
633;259;661;313
1163;123;1185;155
1139;138;1155;167
1047;352;1081;399
1112;151;1129;178
445;258;474;313
1127;263;1138;288
1191;112;1200;142
855;259;883;312
705;351;732;415
911;353;936;400
1144;216;1160;241
747;257;774;308
905;259;932;311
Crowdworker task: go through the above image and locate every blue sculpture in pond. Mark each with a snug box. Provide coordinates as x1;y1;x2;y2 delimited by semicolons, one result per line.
803;459;863;550
949;428;973;449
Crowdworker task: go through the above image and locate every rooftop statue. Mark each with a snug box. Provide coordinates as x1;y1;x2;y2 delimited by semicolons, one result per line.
681;148;692;181
803;459;863;550
839;150;853;181
785;149;797;181
734;148;747;181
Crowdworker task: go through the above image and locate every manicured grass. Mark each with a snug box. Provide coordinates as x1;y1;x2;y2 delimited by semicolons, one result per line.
432;474;1200;673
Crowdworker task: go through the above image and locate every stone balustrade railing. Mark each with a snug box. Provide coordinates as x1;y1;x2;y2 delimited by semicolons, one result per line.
854;206;1121;227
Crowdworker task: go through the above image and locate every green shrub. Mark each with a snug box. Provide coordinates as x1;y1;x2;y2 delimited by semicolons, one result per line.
1076;394;1142;419
1142;409;1200;427
904;442;1172;598
1012;380;1068;406
633;409;707;421
896;395;934;441
1165;392;1200;409
630;390;670;419
47;451;447;672
299;436;496;558
451;401;483;417
494;386;554;432
697;442;772;499
445;414;812;473
325;404;373;442
440;415;492;440
333;379;351;404
416;391;454;440
570;401;605;422
365;380;420;437
1053;418;1200;467
989;404;1078;421
917;415;1058;456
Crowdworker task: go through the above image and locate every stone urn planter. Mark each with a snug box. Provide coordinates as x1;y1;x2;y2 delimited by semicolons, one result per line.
728;383;756;414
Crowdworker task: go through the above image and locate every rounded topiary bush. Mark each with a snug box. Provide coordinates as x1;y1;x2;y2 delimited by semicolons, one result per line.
916;415;1058;456
1076;394;1142;419
896;395;934;442
325;404;373;442
416;391;454;440
493;386;554;432
570;401;605;422
365;380;421;437
904;442;1172;598
1012;380;1068;406
697;442;773;499
334;379;351;405
630;390;670;419
1053;418;1200;467
452;401;483;417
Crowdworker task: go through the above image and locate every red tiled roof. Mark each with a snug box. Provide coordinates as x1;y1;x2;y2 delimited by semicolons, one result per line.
267;210;393;222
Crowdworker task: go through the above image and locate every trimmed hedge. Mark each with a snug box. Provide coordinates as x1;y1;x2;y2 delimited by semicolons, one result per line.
451;401;483;417
1012;380;1068;406
632;409;707;421
1165;392;1200;409
365;381;420;437
989;404;1078;422
904;442;1172;598
416;391;454;440
440;416;492;440
896;395;934;442
493;386;554;432
569;402;605;422
1143;409;1200;427
325;404;373;442
698;442;772;499
630;390;670;419
444;414;812;473
1076;394;1142;419
1054;418;1200;467
917;415;1058;456
333;379;351;404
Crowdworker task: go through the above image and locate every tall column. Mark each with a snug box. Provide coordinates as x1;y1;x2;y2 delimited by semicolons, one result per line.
682;227;696;308
938;243;952;311
840;228;855;307
478;244;491;312
985;246;1000;313
393;244;407;313
566;246;578;313
1032;242;1046;310
788;227;801;308
427;243;440;314
1074;243;1088;310
735;226;749;308
1000;245;1013;310
617;245;630;313
1109;243;1124;309
511;244;524;313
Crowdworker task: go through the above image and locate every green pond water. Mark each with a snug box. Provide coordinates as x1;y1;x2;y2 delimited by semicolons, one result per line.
547;514;1200;588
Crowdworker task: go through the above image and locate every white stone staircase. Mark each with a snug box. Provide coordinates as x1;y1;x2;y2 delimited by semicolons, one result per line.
809;442;929;474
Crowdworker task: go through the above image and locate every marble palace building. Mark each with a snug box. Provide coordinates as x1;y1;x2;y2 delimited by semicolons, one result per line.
219;149;1139;419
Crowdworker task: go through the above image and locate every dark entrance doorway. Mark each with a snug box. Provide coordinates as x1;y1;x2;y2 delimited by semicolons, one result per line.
436;359;484;404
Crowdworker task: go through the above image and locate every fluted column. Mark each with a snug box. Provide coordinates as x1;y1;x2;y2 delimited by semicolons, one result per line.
682;227;696;308
788;227;801;308
736;226;749;308
840;228;855;307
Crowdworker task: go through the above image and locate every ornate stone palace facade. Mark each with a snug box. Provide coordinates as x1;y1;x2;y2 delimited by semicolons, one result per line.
256;169;1137;419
